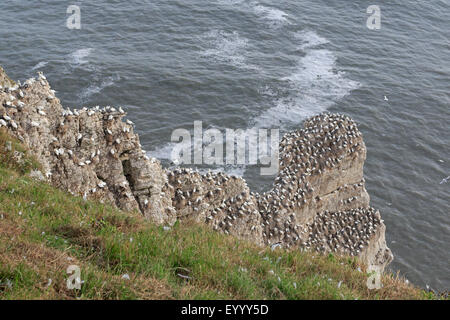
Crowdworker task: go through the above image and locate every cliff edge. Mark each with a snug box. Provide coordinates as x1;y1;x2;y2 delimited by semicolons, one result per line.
0;67;393;272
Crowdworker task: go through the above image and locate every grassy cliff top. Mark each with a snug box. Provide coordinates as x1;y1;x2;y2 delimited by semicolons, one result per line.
0;128;437;300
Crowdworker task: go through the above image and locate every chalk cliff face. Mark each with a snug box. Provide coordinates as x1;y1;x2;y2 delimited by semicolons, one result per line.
0;67;393;271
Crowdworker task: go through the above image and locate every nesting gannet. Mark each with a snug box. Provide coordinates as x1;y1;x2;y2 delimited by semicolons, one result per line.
54;148;64;156
98;181;107;188
38;72;46;80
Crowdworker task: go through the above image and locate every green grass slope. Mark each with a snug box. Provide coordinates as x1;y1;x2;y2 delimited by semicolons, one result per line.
0;128;436;300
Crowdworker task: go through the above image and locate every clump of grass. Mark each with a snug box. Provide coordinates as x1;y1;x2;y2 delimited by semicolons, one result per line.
0;130;442;300
0;128;41;174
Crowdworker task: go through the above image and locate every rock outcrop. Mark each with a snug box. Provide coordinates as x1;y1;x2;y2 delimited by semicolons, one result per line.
0;69;175;226
0;67;393;271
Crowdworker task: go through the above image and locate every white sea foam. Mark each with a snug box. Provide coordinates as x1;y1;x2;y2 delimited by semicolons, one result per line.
31;61;48;70
153;30;358;176
217;1;290;27
216;0;246;6
80;74;119;101
252;4;290;26
147;143;246;178
147;125;277;177
70;48;93;65
147;142;177;161
253;31;359;128
200;30;258;70
296;30;330;49
147;129;203;162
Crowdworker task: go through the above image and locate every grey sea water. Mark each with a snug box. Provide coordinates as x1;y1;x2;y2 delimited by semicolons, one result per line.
0;1;448;291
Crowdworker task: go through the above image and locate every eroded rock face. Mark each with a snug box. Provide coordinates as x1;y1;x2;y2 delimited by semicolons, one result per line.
167;168;264;246
0;67;393;271
0;66;15;88
0;69;176;226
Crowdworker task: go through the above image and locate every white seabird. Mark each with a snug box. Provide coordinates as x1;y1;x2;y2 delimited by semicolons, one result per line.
98;181;107;188
38;72;46;80
440;176;450;184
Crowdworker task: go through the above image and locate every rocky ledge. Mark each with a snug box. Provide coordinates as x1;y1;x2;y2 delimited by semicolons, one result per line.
0;67;393;271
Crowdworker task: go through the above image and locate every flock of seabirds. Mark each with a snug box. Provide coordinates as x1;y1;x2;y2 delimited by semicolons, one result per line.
1;71;385;261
